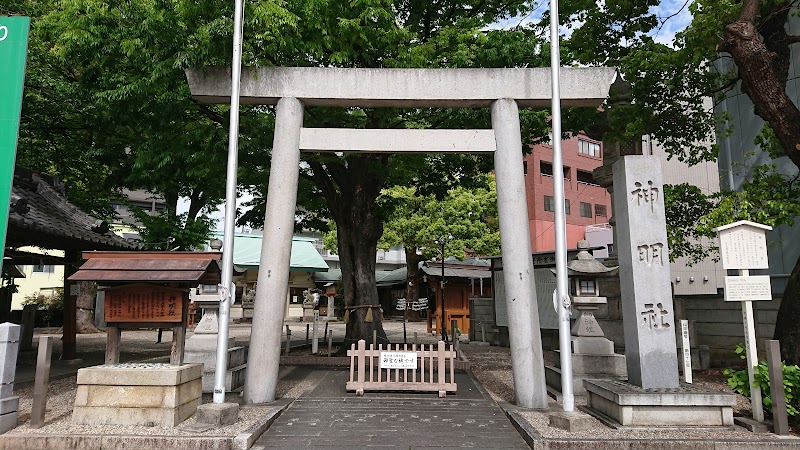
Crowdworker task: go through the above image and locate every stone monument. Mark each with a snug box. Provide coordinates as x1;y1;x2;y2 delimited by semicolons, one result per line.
583;156;736;427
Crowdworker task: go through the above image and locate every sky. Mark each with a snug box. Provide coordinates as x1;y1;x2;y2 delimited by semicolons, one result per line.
181;1;696;232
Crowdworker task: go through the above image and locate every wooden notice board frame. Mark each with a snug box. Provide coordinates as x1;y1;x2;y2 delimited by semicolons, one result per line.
103;283;190;366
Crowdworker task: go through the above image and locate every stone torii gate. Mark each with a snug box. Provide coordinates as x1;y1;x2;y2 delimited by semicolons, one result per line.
186;67;617;409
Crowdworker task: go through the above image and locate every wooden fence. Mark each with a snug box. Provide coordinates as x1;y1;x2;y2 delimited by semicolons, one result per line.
346;340;457;397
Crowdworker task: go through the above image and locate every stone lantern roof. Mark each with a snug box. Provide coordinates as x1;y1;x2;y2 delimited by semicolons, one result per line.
565;240;618;277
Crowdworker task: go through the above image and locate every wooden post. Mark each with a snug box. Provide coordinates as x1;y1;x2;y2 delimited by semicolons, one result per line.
306;323;310;345
414;332;418;346
105;325;121;365
312;310;319;354
170;294;189;365
285;325;291;356
766;340;790;435
62;250;79;360
356;339;366;396
30;336;53;429
403;319;407;344
437;340;446;397
327;330;333;357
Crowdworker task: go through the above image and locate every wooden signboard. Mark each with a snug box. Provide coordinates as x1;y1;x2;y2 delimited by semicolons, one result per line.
105;284;186;323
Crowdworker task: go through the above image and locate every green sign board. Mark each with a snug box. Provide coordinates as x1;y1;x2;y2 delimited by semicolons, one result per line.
0;16;30;268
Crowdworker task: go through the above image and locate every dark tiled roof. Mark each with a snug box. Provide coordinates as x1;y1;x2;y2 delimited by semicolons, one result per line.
7;167;139;251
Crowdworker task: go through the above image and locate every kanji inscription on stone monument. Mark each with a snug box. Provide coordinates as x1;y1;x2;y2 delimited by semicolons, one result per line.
613;155;679;389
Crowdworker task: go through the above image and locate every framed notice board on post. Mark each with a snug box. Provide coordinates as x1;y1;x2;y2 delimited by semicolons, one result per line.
102;283;189;365
104;283;187;323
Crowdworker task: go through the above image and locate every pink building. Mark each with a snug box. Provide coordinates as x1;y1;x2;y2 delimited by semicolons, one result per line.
523;134;611;252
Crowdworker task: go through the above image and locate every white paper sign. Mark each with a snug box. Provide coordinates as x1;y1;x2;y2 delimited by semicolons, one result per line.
380;351;417;370
718;227;769;270
724;276;772;302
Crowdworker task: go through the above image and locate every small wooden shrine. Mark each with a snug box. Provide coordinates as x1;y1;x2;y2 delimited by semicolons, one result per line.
66;251;223;427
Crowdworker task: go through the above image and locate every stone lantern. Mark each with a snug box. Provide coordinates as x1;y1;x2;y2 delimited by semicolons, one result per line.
567;240;618;353
545;240;626;399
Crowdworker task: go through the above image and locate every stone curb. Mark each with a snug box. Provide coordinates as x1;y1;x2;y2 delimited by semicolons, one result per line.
0;434;234;450
233;398;292;450
498;401;800;450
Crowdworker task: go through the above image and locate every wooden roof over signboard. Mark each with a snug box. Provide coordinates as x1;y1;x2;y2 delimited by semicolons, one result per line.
68;251;224;284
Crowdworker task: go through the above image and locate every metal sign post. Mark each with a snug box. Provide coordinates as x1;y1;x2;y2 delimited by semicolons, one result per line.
0;16;30;269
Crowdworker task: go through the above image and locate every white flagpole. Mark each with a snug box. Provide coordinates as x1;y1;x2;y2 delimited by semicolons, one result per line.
214;0;245;404
549;0;575;412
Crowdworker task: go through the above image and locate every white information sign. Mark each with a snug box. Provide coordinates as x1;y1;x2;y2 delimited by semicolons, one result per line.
718;226;770;270
680;320;692;384
724;276;772;302
380;351;417;370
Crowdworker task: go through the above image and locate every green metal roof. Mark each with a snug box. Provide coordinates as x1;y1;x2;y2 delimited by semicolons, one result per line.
210;233;329;272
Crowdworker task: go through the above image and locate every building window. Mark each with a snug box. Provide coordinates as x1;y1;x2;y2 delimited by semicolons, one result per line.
578;139;601;157
595;204;608;217
545;196;570;214
577;169;597;185
580;202;592;218
544;195;554;212
540;161;570;179
540;161;553;176
32;264;54;274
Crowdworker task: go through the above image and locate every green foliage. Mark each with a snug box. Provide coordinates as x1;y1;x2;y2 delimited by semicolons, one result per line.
378;175;500;260
21;290;64;327
724;344;800;417
130;208;215;251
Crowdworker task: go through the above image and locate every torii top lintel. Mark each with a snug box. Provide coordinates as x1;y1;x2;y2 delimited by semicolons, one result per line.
186;66;618;109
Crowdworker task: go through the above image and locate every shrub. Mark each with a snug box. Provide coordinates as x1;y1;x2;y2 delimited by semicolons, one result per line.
21;290;64;327
724;344;800;417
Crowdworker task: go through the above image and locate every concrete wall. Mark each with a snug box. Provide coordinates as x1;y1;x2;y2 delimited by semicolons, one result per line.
677;294;780;368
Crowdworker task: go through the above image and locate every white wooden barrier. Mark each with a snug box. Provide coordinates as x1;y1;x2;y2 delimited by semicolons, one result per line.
346;339;457;397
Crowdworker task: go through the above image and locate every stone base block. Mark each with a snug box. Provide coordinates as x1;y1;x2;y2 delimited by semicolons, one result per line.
0;396;19;415
548;411;596;432
583;379;736;427
73;363;202;427
0;410;17;434
200;364;247;393
545;366;626;397
554;351;627;376
572;336;614;355
185;345;248;369
195;402;239;426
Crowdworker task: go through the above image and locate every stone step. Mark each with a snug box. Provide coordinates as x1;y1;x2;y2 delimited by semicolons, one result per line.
184;345;247;370
200;363;246;393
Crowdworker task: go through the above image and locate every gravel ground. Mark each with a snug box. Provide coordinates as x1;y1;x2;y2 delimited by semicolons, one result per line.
9;322;794;442
460;343;799;441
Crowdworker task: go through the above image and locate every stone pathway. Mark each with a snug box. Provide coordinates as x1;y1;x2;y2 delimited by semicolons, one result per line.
253;369;528;448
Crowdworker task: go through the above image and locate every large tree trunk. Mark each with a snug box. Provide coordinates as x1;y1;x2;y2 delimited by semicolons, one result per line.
75;281;100;333
720;1;800;363
404;247;425;321
309;156;388;350
774;255;800;364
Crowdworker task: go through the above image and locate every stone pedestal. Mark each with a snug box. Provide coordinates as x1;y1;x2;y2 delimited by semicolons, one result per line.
545;345;627;399
583;379;736;427
73;363;202;427
0;324;20;434
185;310;247;393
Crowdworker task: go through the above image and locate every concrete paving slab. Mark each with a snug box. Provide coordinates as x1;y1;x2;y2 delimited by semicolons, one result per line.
255;369;528;448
